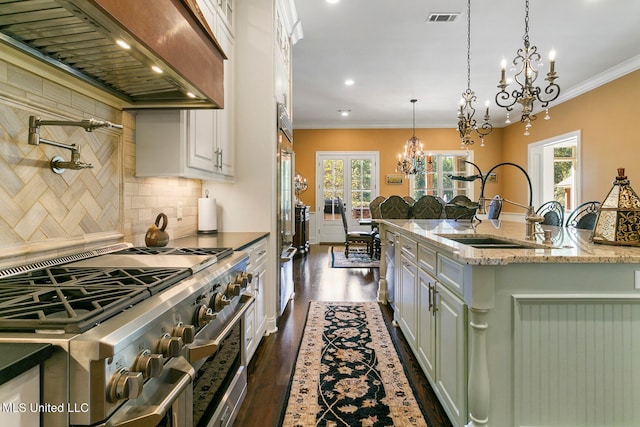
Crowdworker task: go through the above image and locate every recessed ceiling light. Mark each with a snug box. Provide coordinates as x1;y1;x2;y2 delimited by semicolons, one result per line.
116;39;131;49
344;79;355;86
339;109;350;117
326;0;340;4
151;65;163;74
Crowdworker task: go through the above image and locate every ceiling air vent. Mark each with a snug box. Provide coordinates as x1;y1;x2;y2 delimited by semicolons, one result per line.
426;12;460;23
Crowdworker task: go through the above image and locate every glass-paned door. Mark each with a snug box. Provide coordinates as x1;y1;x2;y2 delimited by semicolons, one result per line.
316;152;378;243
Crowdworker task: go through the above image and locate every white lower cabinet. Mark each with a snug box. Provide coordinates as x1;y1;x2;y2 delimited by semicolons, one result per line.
434;282;467;427
394;235;468;427
417;268;436;384
0;366;40;426
244;238;268;361
398;254;418;348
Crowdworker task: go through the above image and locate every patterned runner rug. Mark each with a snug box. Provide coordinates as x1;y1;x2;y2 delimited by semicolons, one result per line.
282;301;429;427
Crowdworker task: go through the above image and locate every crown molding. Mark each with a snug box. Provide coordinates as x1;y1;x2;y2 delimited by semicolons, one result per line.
554;54;640;106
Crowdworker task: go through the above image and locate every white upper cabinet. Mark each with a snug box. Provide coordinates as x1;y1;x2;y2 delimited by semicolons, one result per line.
274;3;291;110
275;0;302;114
215;17;235;177
136;0;235;181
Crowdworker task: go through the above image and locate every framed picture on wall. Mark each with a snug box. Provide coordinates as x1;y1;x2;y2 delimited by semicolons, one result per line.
386;174;403;185
484;172;498;183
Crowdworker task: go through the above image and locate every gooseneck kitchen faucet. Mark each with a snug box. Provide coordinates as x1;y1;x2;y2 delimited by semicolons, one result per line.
451;160;545;240
28;115;123;173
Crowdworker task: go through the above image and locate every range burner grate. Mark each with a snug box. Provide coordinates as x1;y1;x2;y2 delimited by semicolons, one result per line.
0;266;191;333
113;247;234;259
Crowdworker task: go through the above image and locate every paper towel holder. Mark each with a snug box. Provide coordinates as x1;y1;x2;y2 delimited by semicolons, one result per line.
198;190;218;234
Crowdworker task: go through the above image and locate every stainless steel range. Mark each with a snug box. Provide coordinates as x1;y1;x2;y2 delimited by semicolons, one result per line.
0;244;253;427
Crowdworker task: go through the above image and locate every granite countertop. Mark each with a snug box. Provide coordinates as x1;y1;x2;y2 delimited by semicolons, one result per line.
0;343;52;386
381;219;640;265
170;231;269;252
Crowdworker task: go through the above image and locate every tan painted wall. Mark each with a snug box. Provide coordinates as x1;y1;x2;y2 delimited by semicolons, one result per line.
294;70;639;213
500;70;639;211
293;127;504;210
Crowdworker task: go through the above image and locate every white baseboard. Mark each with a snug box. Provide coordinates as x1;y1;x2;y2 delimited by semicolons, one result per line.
309;212;318;244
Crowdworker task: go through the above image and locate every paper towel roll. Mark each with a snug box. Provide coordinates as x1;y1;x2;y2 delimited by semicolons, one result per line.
198;197;218;233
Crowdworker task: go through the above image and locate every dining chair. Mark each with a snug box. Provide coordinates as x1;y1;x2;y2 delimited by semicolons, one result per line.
412;195;444;219
536;201;564;226
369;196;385;222
368;196;385;258
565;201;601;230
403;196;415;205
337;197;374;257
487;195;502;220
379;195;412;219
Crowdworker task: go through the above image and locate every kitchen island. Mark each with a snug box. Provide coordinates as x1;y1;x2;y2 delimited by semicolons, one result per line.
378;219;640;427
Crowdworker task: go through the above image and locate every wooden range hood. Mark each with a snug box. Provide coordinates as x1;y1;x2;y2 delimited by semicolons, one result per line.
0;0;226;109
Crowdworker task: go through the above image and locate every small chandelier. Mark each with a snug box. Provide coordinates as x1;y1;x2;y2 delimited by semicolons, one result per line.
397;99;426;176
496;0;560;136
458;0;492;149
294;172;308;198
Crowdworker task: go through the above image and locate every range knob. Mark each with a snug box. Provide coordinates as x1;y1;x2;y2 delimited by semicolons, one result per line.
196;304;216;327
158;333;183;358
173;323;195;344
225;282;241;298
212;293;231;312
108;369;144;403
234;274;248;288
241;272;253;284
134;350;163;379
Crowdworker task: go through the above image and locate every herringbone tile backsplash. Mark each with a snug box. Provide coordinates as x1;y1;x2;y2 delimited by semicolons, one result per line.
0;105;121;245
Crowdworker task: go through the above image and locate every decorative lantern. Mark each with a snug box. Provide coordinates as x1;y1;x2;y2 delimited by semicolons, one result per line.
592;168;640;246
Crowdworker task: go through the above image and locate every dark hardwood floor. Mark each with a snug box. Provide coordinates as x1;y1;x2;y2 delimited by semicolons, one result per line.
234;244;453;427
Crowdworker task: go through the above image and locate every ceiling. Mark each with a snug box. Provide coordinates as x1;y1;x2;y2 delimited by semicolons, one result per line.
291;0;640;130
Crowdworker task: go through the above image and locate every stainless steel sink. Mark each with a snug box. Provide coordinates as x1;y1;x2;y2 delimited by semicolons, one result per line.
438;235;546;249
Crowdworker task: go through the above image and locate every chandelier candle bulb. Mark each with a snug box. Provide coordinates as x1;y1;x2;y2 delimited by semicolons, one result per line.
549;50;556;74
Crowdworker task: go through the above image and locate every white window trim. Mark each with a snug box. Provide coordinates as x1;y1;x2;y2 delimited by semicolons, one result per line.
527;130;581;209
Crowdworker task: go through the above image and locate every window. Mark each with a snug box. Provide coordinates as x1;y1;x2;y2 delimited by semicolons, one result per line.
410;151;473;202
528;131;580;213
553;146;577;211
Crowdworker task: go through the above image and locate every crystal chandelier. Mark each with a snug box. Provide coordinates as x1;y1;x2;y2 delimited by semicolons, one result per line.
458;0;492;149
294;172;307;198
496;0;560;136
396;99;426;176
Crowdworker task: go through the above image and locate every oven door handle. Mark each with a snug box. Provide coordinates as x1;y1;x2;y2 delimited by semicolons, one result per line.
104;356;194;427
281;246;297;262
188;293;255;363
